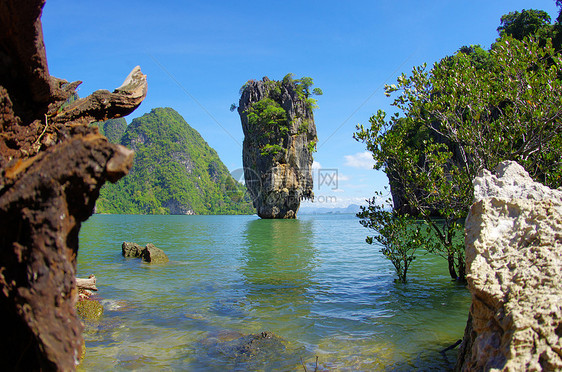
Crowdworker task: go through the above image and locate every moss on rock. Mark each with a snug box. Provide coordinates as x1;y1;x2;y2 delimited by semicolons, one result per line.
76;299;103;323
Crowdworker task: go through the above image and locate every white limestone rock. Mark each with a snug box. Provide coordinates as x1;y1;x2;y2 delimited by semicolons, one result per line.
458;161;562;371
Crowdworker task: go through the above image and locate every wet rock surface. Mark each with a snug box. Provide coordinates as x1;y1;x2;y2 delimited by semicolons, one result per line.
122;241;143;258
238;77;317;219
141;243;169;264
122;242;169;264
456;161;562;371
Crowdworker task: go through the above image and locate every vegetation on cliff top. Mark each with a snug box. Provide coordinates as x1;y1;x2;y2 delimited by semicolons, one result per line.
96;107;254;215
236;74;321;158
356;6;562;282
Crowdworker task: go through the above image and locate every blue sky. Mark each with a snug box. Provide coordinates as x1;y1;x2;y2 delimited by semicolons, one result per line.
42;0;560;208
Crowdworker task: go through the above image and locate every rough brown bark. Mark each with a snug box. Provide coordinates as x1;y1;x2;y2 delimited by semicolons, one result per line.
0;0;147;370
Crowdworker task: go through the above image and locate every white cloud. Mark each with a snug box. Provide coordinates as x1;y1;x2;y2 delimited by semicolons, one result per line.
312;160;322;170
344;151;375;169
338;173;350;181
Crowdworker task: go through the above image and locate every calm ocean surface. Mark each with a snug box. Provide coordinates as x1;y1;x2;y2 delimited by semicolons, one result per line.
77;214;470;371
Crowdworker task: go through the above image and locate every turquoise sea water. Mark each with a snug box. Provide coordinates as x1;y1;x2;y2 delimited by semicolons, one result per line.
77;214;470;371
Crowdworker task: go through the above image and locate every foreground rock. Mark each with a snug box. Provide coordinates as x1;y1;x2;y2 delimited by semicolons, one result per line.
75;274;102;364
0;1;146;369
456;161;562;371
77;275;98;300
238;76;317;218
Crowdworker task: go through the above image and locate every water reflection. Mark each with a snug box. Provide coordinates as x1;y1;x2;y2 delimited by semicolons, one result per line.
240;218;317;336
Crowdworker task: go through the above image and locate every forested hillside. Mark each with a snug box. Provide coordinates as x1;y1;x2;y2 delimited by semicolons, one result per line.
96;107;254;215
91;118;127;144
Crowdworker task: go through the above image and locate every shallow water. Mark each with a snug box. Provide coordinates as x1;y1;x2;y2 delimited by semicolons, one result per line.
77;214;470;371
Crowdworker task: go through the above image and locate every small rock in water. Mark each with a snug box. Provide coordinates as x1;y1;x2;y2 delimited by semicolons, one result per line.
122;242;143;258
101;299;134;312
122;242;169;264
233;332;284;359
141;243;169;264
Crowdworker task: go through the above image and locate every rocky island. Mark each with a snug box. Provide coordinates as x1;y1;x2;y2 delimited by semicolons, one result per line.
237;75;319;219
95;107;254;215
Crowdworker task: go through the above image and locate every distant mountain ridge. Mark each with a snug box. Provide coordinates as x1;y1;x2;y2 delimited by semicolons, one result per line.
298;204;362;215
96;107;254;215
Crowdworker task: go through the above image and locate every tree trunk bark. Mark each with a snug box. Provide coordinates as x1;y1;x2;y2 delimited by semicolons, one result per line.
0;1;147;369
448;253;458;280
456;252;466;282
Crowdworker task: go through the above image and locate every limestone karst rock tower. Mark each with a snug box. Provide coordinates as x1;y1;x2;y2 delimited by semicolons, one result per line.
238;75;318;218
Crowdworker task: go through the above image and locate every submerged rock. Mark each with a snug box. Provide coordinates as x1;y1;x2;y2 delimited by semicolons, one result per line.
141;243;169;264
197;331;298;370
456;161;562;371
228;331;285;359
122;241;143;258
238;76;317;218
76;299;104;324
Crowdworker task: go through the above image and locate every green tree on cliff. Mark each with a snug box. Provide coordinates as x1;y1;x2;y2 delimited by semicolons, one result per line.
231;74;322;112
356;35;562;281
497;9;552;41
282;73;323;108
239;74;321;157
495;5;562;51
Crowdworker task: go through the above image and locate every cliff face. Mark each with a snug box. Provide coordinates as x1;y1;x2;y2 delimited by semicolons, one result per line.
0;0;146;369
96;107;254;215
456;161;562;371
238;76;317;219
